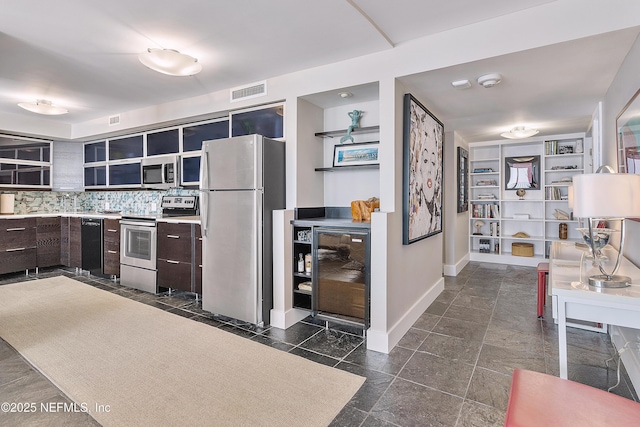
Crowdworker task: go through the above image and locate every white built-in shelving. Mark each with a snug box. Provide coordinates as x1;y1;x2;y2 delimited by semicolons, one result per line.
468;133;590;266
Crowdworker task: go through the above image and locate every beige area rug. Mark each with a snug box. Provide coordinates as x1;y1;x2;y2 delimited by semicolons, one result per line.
0;276;364;427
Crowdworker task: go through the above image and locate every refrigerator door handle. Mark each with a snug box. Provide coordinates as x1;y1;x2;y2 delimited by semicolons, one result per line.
200;191;209;237
199;143;210;237
200;143;210;190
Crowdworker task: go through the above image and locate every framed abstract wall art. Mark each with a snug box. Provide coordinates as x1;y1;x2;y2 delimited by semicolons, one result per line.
457;146;469;213
402;93;444;245
332;142;379;167
504;155;540;190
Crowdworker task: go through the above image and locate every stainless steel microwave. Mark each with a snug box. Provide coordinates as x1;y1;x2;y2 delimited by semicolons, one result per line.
141;155;180;189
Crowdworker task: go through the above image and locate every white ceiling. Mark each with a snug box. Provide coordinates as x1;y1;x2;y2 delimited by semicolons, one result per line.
1;0;639;142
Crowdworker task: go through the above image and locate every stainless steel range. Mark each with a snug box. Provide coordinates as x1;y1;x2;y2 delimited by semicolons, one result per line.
120;195;198;293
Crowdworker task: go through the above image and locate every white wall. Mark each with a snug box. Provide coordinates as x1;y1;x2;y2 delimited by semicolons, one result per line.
367;79;444;353
322;100;380;206
443;131;470;276
602;33;640;266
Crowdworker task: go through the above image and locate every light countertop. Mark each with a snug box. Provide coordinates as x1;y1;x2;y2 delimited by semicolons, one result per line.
0;212;200;224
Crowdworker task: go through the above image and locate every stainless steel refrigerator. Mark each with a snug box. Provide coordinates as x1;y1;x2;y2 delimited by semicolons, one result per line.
200;134;285;325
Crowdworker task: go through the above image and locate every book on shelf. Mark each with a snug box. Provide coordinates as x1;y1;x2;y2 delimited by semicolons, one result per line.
475;179;497;186
477;194;496;200
473;168;494;173
472;203;499;218
545;186;565;200
479;239;491;253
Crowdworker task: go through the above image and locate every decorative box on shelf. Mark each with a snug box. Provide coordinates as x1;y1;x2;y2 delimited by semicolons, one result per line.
512;242;534;257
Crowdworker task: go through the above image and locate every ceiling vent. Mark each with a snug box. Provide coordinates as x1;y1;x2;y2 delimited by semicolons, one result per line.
108;114;121;126
230;81;267;103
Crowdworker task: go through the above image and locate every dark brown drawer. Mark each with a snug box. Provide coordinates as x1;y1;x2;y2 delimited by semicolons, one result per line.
0;247;37;275
103;219;120;246
157;222;192;263
157;259;192;292
0;217;36;232
103;248;120;276
0;218;36;251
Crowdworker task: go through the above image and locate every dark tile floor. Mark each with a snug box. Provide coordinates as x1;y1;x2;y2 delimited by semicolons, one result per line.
0;262;637;426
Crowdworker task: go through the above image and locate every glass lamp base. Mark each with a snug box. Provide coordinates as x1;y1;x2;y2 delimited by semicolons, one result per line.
588;275;631;288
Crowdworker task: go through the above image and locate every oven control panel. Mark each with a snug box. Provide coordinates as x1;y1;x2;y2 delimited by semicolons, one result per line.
161;196;198;209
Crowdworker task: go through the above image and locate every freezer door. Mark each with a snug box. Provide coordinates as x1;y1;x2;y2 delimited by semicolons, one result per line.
201;135;262;190
201;190;262;325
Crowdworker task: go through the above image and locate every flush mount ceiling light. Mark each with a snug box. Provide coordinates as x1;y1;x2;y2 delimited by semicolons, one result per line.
138;48;202;76
339;92;353;98
477;73;503;88
17;99;68;115
501;126;539;139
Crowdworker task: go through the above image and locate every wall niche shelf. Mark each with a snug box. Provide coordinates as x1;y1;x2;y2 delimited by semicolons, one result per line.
314;125;380;138
315;164;380;172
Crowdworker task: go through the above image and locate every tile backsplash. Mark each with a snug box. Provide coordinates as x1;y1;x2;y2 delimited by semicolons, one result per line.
1;189;199;215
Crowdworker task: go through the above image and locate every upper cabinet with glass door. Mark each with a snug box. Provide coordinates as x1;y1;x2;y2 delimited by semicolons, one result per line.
231;104;284;139
181;119;229;186
0;138;52;188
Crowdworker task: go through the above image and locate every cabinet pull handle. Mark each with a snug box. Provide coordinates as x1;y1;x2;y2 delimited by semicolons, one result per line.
6;227;26;232
166;260;180;264
107;250;118;254
6;247;25;252
107;229;118;232
167;235;180;239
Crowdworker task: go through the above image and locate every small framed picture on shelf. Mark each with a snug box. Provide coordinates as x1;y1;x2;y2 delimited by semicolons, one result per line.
333;142;379;167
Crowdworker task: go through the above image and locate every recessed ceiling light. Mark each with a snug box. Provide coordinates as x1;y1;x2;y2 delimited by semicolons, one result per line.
18;99;68;115
339;92;353;98
501;126;539;139
138;48;202;76
477;73;503;88
451;79;471;89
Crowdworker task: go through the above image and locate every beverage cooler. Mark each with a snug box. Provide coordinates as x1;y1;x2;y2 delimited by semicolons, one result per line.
313;227;370;328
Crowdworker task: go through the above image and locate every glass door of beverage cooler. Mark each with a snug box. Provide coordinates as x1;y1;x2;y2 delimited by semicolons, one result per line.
313;227;370;327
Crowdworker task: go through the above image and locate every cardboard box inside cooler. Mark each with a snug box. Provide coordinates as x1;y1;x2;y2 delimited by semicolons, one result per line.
317;278;365;319
512;242;534;257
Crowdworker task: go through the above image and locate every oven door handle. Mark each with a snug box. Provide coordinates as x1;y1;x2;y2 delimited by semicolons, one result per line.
120;220;157;227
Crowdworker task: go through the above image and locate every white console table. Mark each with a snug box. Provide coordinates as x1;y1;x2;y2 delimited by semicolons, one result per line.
550;240;640;391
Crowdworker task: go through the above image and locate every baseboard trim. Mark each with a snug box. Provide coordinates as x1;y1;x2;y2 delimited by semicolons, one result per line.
366;277;445;353
269;307;310;330
443;254;470;277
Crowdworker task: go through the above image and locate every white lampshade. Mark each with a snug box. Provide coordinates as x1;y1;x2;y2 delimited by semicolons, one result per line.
573;173;640;218
138;48;202;76
567;185;573;209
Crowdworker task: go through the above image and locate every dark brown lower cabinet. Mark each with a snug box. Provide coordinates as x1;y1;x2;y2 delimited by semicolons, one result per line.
156;221;202;294
0;217;37;275
194;224;202;294
36;217;61;268
60;217;69;266
157;259;192;291
103;218;120;276
69;217;82;268
59;216;81;268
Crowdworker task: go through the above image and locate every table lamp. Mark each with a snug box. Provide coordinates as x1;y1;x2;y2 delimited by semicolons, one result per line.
572;167;640;287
